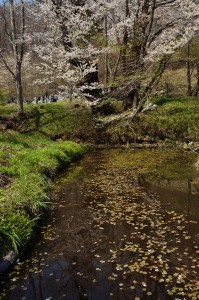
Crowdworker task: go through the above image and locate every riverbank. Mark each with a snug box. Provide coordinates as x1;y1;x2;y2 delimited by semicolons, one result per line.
101;97;199;144
0;97;199;145
0;101;96;142
0;130;85;271
0;97;199;271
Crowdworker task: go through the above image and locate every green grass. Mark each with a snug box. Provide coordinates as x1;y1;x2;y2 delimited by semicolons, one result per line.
0;130;85;256
105;97;199;144
0;100;92;256
0;101;96;141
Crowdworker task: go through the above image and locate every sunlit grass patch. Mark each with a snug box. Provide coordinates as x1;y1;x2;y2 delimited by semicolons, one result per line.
0;101;96;142
0;211;37;255
104;97;199;143
0;130;85;256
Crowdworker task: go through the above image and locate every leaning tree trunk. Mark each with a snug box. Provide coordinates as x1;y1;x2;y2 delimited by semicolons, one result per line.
122;55;171;114
122;81;141;111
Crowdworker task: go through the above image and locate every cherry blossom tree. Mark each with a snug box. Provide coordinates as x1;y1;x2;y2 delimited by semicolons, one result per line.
91;0;199;112
31;0;103;100
4;0;197;114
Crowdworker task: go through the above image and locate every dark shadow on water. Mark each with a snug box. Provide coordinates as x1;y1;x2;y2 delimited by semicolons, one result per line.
0;149;198;300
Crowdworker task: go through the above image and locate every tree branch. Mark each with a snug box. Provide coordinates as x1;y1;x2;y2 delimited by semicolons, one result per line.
0;51;16;79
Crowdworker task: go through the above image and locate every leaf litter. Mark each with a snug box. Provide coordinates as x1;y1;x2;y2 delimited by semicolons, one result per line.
82;151;199;299
1;150;199;299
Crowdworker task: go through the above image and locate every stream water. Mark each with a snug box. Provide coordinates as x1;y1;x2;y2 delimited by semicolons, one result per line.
0;149;199;300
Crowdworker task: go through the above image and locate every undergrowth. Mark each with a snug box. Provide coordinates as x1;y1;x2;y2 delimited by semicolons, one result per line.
0;101;96;142
1;97;199;145
0;130;85;256
104;97;199;144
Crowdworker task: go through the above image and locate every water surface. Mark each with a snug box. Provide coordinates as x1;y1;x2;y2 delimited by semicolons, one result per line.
0;149;199;300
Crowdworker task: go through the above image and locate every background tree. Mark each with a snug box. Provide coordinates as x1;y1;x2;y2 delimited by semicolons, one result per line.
0;0;27;115
1;0;199;118
93;0;199;114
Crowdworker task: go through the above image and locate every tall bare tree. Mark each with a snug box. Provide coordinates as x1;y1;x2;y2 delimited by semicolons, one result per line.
0;0;26;115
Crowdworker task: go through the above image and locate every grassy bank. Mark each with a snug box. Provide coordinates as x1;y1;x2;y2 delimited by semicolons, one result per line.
103;97;199;144
1;97;199;145
0;100;96;142
0;130;85;257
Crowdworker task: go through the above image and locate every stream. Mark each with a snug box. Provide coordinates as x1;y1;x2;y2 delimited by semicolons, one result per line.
0;149;199;300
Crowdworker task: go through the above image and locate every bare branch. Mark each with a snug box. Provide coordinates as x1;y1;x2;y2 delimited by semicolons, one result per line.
1;0;13;43
155;0;176;8
0;51;16;79
147;19;181;48
19;0;25;62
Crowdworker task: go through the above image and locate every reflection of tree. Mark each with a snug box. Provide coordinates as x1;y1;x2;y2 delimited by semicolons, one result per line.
137;175;149;189
29;273;37;300
138;173;199;223
187;179;192;222
137;175;155;203
38;272;44;300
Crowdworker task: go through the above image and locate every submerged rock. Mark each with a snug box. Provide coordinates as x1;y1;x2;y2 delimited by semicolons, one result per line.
0;250;17;274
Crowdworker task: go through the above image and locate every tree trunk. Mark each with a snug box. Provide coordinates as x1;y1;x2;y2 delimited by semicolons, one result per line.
193;61;199;96
121;0;129;75
104;14;109;88
122;55;170;112
186;42;192;96
9;0;25;115
144;55;171;96
123;81;141;111
16;63;24;115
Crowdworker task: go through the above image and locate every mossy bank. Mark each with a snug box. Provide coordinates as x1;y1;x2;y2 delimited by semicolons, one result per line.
0;130;85;270
100;97;199;144
0;101;96;142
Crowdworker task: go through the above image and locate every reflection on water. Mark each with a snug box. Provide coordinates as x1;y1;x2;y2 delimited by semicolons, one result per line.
0;149;199;300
